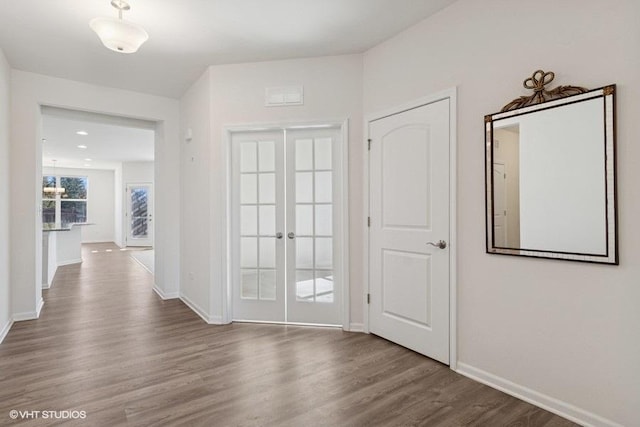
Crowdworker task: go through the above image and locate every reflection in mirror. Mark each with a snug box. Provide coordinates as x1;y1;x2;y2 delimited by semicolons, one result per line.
485;76;617;264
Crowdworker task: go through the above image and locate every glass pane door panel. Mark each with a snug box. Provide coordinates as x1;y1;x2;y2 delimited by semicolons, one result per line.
295;139;313;170
315;171;332;203
241;237;257;268
241;270;258;299
295;173;313;203
259;270;277;300
258;206;276;236
296;237;314;269
130;188;148;238
259;173;276;203
315;205;332;236
259;238;276;268
315;270;334;303
296;270;315;301
240;142;257;172
296;205;313;236
234;132;285;317
314;138;332;169
288;128;340;319
258;141;275;171
240;175;257;204
315;238;333;270
241;206;258;235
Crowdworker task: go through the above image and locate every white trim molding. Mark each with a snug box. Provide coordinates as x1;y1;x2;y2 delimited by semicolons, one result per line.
180;293;226;325
223;119;351;327
13;297;44;322
0;319;14;344
456;363;623;427
362;87;458;368
152;285;179;300
347;323;364;333
57;258;83;267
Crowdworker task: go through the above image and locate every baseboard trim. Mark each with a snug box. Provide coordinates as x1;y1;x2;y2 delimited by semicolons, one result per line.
152;285;179;300
58;258;82;267
179;293;223;325
455;362;622;427
14;299;45;322
347;322;364;333
0;319;14;344
36;298;44;317
42;282;51;290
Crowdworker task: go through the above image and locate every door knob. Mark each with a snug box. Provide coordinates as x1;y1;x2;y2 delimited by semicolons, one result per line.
427;240;447;249
276;232;283;239
288;232;296;239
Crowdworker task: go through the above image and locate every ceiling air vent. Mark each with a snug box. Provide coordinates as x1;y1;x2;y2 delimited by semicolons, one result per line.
265;86;304;107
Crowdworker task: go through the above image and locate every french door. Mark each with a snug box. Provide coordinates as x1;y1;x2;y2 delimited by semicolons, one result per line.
126;183;153;247
231;127;343;325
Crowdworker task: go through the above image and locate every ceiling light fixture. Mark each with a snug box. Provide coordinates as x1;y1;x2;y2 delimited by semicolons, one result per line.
77;145;88;149
90;0;149;54
76;131;88;136
84;158;93;162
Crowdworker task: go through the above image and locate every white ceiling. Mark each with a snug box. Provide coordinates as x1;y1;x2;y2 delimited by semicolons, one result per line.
42;110;154;170
0;0;458;98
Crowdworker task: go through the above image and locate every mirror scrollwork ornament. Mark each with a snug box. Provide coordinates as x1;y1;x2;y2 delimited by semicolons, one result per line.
484;70;618;264
501;70;589;112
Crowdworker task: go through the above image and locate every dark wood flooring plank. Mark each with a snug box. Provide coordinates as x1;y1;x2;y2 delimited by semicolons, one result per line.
0;243;576;426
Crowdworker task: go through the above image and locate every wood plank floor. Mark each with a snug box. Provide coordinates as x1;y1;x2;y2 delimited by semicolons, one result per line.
0;243;576;426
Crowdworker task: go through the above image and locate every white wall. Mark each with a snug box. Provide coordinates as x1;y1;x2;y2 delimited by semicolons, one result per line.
180;69;212;319
10;71;181;319
363;0;640;425
43;166;115;244
122;161;154;183
0;48;11;341
179;55;363;324
113;163;123;247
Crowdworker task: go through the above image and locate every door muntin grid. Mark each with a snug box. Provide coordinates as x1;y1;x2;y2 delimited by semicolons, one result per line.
239;140;278;301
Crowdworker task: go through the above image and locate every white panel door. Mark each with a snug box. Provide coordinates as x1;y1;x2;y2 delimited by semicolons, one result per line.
126;183;153;247
286;128;342;325
231;131;286;322
493;163;507;247
369;100;450;364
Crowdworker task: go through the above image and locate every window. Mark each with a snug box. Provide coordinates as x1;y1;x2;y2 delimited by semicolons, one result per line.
42;175;88;228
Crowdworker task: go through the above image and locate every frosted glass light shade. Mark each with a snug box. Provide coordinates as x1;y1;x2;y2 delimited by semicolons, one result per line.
89;17;149;53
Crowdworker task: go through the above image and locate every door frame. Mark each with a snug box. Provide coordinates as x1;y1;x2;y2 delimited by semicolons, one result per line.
363;88;458;369
222;119;350;329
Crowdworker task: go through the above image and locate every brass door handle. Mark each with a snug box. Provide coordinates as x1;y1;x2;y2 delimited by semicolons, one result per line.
427;240;447;249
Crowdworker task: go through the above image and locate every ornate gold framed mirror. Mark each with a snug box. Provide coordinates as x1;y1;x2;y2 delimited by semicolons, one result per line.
484;70;618;264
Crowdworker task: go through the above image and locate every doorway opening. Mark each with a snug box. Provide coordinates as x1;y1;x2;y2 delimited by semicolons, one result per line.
40;107;157;287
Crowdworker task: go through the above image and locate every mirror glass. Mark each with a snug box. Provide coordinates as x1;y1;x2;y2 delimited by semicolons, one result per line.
485;86;617;264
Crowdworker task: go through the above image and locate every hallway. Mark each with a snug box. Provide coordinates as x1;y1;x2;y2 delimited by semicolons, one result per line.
0;243;574;426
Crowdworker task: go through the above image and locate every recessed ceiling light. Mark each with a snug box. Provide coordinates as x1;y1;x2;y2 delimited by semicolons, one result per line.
76;131;89;136
77;145;87;149
84;158;92;162
42;138;47;143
